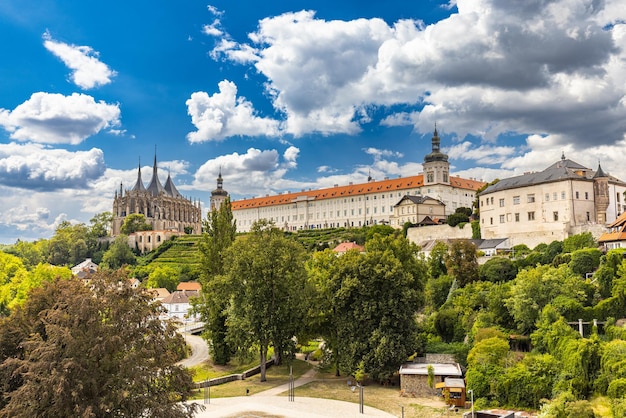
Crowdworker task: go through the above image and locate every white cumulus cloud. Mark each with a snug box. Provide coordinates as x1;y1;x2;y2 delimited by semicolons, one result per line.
43;32;117;89
0;143;106;190
186;80;280;142
0;92;121;145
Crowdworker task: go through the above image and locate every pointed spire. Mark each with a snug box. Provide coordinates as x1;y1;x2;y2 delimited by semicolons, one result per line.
146;148;165;196
424;124;448;164
212;167;228;197
367;169;372;182
217;166;223;187
561;151;566;161
131;158;147;192
594;161;608;178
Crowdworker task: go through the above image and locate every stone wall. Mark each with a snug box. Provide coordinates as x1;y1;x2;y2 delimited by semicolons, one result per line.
407;224;472;244
400;374;439;396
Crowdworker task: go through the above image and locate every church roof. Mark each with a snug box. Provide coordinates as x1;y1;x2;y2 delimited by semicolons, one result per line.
231;174;484;210
131;163;147;192
164;173;182;198
146;155;165;196
424;126;449;164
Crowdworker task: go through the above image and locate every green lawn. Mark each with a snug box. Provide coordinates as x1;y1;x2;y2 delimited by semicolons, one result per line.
189;359;459;418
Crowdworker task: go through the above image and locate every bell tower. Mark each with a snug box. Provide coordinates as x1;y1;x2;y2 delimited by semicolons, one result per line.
423;125;450;185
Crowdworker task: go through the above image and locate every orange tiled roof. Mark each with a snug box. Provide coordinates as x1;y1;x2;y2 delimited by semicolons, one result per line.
231;174;485;210
333;242;365;253
599;212;626;243
176;282;202;291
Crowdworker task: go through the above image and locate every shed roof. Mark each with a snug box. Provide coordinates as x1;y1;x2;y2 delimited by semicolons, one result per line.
399;362;463;377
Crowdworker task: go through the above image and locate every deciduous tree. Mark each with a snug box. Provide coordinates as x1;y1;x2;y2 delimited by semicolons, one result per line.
0;271;200;418
195;197;237;365
120;213;152;235
100;235;136;270
445;240;479;286
225;220;308;381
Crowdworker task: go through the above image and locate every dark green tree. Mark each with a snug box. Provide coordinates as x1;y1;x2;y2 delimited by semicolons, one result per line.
333;234;426;382
0;271;200;418
100;235;136;269
445;240;479;286
446;212;469;227
569;248;602;277
225;220;308;381
195;198;237;365
47;222;90;266
304;249;342;375
120;213;153;235
428;241;448;279
479;257;517;282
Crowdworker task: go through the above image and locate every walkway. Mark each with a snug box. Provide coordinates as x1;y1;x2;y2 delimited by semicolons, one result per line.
188;361;396;417
177;333;209;368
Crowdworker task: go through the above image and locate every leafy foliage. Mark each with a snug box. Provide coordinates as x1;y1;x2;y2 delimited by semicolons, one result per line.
100;234;136;269
0;271;199;417
444;240;479;286
224;220;308;381
563;232;596;253
479;257;517;282
120;213;153;235
195;198;237;365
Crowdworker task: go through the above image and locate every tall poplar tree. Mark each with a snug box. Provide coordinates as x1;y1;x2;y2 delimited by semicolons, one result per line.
196;197;236;364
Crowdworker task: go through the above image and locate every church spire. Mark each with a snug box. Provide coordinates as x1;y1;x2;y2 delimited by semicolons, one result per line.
424;124;448;164
131;158;146;191
146;148;165;196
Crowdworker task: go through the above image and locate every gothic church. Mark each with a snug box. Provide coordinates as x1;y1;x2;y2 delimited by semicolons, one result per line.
112;155;202;236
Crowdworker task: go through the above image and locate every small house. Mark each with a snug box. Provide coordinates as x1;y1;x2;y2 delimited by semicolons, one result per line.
435;377;466;408
399;356;463;396
160;290;199;322
333;241;365;255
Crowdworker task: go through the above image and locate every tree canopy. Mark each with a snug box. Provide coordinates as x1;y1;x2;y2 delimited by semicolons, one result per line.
0;270;200;418
224;220;308;381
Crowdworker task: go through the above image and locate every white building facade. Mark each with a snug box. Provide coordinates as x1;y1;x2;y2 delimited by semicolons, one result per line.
231;129;485;232
479;155;626;248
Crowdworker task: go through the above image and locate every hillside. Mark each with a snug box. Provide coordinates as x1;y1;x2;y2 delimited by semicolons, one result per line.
138;235;202;280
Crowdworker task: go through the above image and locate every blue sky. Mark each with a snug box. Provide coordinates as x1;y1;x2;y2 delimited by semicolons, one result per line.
1;0;626;243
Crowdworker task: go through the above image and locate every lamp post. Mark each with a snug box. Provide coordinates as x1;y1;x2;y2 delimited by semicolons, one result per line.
467;389;474;418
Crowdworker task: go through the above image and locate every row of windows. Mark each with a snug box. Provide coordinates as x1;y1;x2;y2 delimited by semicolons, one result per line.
483;190;594;207
485;210;593;224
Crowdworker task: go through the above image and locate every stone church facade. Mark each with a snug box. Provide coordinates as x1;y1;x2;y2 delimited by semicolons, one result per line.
111;155;202;236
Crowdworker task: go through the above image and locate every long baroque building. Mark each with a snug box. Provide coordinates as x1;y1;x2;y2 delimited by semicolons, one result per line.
112;155;202;237
479;154;626;248
231;128;485;232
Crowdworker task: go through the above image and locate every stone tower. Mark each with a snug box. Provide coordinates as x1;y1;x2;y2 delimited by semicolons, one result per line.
593;162;610;224
210;168;229;211
423;125;450;185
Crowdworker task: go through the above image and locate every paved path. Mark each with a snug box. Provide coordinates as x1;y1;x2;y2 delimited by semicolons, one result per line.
188;364;396;417
189;396;397;417
177;333;209;368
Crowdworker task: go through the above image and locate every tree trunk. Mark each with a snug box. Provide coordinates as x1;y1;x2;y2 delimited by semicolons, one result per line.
274;346;282;366
260;345;267;382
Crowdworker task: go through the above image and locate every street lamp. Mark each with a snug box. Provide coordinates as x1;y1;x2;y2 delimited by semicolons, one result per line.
467;389;474;418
